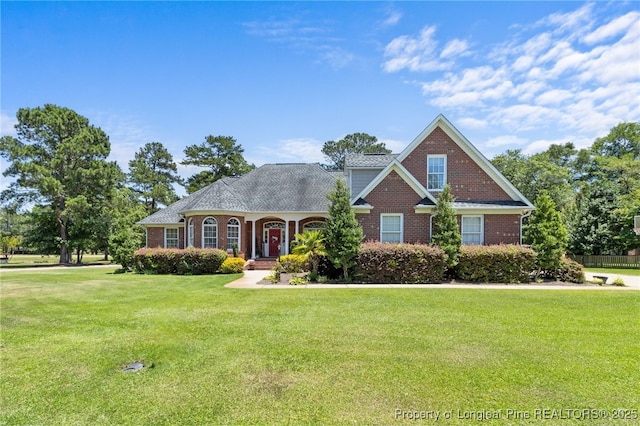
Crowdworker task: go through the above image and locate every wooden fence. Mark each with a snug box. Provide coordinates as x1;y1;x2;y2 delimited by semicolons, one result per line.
570;255;640;269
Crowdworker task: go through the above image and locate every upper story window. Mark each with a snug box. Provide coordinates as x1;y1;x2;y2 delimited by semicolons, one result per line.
165;228;179;248
427;155;447;191
203;217;218;248
227;218;240;250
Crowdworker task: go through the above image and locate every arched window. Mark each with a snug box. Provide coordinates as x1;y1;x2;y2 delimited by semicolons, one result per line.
187;218;194;247
303;221;325;232
227;218;240;251
202;217;217;248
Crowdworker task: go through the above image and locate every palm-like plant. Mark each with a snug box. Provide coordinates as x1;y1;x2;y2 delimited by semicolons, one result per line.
291;230;327;277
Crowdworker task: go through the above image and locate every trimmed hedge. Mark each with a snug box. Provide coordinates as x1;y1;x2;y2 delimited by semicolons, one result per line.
133;248;227;275
219;257;246;274
455;245;537;283
354;243;445;284
554;257;585;283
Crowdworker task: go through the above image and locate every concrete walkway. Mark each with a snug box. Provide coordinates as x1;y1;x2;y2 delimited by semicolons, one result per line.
228;270;639;290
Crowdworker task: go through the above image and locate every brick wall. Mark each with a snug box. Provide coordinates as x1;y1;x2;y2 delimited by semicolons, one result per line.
356;170;431;244
483;214;521;245
145;226;185;249
401;127;512;201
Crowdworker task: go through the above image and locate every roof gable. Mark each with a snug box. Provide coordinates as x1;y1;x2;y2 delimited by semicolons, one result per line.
352;160;437;205
397;114;533;207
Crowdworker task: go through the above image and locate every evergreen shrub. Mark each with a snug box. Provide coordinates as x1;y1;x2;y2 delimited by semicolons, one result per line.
219;257;246;274
456;245;537;283
276;254;309;273
133;248;227;275
354;243;445;284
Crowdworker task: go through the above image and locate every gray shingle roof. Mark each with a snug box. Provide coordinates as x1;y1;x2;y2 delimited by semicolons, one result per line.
344;153;397;168
139;163;340;225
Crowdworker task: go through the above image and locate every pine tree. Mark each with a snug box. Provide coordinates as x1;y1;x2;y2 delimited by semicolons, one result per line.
431;184;461;268
324;179;364;281
525;192;568;277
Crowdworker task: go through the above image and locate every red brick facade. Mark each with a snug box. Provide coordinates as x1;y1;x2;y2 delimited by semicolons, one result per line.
401;127;512;201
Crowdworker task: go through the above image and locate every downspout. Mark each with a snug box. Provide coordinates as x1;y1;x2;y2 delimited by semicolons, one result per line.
429;214;434;243
520;210;532;245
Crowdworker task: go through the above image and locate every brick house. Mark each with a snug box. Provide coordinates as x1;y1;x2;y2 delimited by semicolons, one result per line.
138;115;534;256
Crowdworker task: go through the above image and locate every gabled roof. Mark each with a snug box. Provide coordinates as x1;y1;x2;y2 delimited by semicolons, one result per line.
351;160;438;205
139;163;339;225
345;153;397;168
398;114;533;207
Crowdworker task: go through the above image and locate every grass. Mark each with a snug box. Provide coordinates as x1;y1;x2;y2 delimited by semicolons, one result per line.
0;253;110;269
1;267;639;425
585;267;640;277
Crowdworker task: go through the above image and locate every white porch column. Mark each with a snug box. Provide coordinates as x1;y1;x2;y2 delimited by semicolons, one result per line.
251;220;256;259
295;219;300;235
284;220;290;255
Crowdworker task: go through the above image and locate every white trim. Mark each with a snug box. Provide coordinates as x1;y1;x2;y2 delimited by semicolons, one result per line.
164;227;179;248
187;218;194;247
396;114;533;208
227;217;241;251
202;217;218;249
380;213;404;243
351;161;436;205
427;154;447;191
461;215;484;245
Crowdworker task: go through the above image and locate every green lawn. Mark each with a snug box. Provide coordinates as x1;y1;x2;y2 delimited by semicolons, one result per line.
0;253;109;268
1;268;638;425
585;267;640;277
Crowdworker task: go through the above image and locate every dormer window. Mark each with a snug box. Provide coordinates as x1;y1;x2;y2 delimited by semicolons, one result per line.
427;155;446;191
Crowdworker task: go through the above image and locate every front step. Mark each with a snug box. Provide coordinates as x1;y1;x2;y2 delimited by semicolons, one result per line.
245;258;277;270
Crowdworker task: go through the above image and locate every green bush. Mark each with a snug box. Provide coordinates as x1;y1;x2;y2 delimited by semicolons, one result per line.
276;254;309;273
456;245;537;283
133;248;227;275
354;243;445;284
553;257;585;283
219;257;246;274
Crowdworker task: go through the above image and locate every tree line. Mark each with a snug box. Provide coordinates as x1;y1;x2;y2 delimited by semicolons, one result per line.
1;104;638;263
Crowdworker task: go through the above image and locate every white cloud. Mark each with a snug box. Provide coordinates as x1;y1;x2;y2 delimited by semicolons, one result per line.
378;138;407;153
380;10;402;28
252;138;325;165
318;46;355;70
0;111;17;137
385;3;639;152
582;10;639;44
486;135;528;148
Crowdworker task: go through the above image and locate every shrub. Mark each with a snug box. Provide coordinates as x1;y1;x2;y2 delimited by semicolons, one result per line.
276;254;309;273
553;257;585;283
354;243;445;284
219;257;246;274
456;245;537;283
317;255;342;280
289;275;308;285
612;277;625;286
133;248;227;275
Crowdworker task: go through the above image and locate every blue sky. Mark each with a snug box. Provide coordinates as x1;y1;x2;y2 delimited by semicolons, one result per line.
2;1;639;194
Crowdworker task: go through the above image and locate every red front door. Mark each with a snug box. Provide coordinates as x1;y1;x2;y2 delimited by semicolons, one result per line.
268;229;281;257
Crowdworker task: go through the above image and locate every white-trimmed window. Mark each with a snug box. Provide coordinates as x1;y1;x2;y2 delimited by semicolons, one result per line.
202;217;218;248
187;218;194;247
461;215;483;245
303;221;325;232
427;155;447;191
165;228;179;248
381;214;403;243
227;218;240;250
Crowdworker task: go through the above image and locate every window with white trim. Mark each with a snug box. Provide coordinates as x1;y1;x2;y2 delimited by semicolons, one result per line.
187;218;194;247
303;221;325;232
461;215;483;245
381;214;403;243
227;218;240;250
202;217;218;248
427;155;446;191
165;228;179;248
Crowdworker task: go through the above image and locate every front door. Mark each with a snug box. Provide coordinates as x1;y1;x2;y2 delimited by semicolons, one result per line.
268;229;281;257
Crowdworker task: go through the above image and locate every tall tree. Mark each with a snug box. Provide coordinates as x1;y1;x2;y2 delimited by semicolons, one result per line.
430;184;461;269
324;179;364;281
128;142;183;214
321;133;391;171
524;193;568;277
0;104;121;263
182;135;254;193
